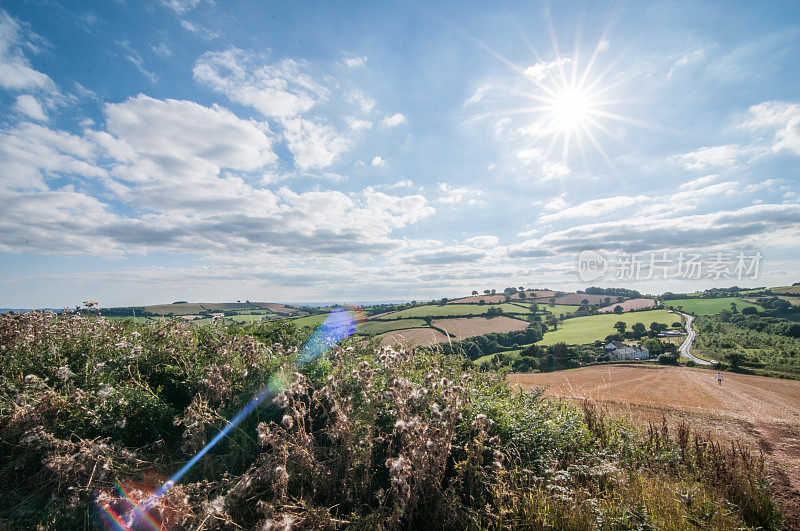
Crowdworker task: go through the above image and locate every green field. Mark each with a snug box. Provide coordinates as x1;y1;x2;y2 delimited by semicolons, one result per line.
356;318;427;335
290;313;330;328
664;297;759;315
536;310;677;346
474;349;523;367
377;303;529;319
770;285;800;295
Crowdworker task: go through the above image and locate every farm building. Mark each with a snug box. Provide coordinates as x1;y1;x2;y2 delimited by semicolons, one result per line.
604;341;650;361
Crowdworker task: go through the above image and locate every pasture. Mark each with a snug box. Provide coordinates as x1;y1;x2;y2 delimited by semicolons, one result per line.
536;309;676;346
664;297;759;315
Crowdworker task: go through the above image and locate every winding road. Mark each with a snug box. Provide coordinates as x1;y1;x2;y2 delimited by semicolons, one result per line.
676;312;715;365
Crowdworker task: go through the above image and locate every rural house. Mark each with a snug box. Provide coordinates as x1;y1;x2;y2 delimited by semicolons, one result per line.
604;341;650;361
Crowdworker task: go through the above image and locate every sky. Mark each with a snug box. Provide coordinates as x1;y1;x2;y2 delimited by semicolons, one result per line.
1;0;799;308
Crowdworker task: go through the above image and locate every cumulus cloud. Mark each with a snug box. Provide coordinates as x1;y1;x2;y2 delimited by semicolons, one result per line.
343;54;366;68
14;94;46;120
741;101;800;156
538;195;650;224
523;58;571;81
382;113;407;127
194;48;328;118
281;117;352;170
370;155;385;167
0;11;56;92
406;246;487;265
465;235;499;248
347;117;372;131
436;182;482;205
674;145;747;170
161;0;208;14
508;203;800;258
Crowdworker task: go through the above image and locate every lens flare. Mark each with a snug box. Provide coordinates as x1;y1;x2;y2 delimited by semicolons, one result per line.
96;308;358;530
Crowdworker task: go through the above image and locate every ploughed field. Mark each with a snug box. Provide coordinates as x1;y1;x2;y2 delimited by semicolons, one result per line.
509;365;800;524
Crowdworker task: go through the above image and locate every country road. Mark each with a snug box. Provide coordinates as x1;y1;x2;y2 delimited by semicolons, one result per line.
676;312;714;365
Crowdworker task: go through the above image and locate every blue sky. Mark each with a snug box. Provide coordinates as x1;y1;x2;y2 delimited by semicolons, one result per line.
1;0;799;307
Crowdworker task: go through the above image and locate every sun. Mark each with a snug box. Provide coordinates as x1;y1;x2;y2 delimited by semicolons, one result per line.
549;87;593;133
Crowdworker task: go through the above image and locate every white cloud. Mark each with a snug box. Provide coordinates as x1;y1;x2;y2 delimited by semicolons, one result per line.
343;54;367;68
668;48;705;77
349;89;376;114
407;246;487;265
370;155;385;167
346;117;373;131
0;122;107;191
280;117;352;170
741;101;800;156
0;11;56;92
161;0;207;14
382;113;407;127
465;235;499;248
194;48;328;118
540;161;570;180
678;174;719;190
538;195;649;224
523;58;571;81
516;147;542;163
674;145;746;170
436;182;482;205
14;94;46;120
509;203;800;258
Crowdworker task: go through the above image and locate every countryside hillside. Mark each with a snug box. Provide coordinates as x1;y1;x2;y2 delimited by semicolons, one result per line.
2;283;799;528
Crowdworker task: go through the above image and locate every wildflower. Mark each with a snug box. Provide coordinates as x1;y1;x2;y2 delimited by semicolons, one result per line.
55;366;75;381
281;414;294;429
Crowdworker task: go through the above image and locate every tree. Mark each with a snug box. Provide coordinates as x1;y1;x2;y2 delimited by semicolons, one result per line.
546;316;558;330
530;302;539;314
518;286;525;292
741;306;757;315
613;305;623;314
519;291;527;300
504;287;518;294
671;321;683;328
581;299;589;306
614;321;627;334
631;322;646;338
491;289;496;294
730;302;738;313
484;290;491;295
642;338;664;356
472;290;479;296
726;352;745;371
549;297;556;307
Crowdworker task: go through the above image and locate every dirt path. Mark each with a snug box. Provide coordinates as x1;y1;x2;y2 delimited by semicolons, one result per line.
509;365;800;526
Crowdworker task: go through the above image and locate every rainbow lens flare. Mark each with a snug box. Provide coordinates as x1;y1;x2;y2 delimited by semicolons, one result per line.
96;308;357;530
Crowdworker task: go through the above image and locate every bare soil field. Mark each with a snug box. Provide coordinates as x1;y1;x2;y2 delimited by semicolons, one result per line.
448;290;557;304
508;365;800;525
597;297;657;312
378;327;451;346
554;293;616;305
433;315;529;339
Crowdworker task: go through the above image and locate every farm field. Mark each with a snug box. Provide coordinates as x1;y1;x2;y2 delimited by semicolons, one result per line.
771;285;800;295
508;365;800;523
377;327;451;346
356;318;427;335
447;289;557;304
291;313;330;328
553;293;617;305
536;309;676;346
598;297;657;313
664;297;759;315
376;302;528;319
141;301;306;316
433;315;529;339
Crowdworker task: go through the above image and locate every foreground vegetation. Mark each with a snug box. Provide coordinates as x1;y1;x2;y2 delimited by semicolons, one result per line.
0;312;784;529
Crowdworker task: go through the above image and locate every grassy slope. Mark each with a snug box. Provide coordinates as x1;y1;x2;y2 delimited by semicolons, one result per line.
291;313;330;328
356;318;427;335
377;303;528;319
664;297;759;315
537;309;676;346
